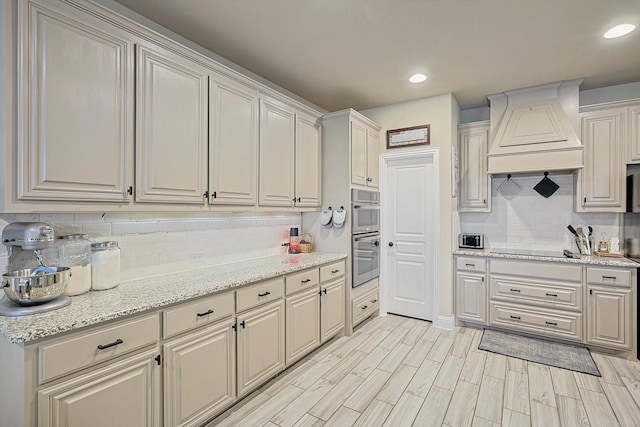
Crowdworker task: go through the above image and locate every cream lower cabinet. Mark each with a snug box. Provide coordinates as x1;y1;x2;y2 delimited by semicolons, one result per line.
456;272;487;324
587;286;631;350
321;278;345;342
37;348;161;427
285;286;321;366
237;299;285;397
163;318;236;427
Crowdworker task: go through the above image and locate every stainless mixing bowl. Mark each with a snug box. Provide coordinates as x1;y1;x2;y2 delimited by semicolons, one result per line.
2;267;71;306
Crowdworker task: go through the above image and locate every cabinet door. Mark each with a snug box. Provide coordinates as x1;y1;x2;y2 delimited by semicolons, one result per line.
587;286;631;350
579;108;626;211
164;318;235;427
259;97;295;206
237;299;285;397
321;278;345;342
136;43;208;204
17;1;133;202
455;271;486;324
630;104;640;163
37;349;161;427
351;121;368;186
285;287;321;366
209;74;258;205
294;113;321;207
459;123;490;212
366;128;380;188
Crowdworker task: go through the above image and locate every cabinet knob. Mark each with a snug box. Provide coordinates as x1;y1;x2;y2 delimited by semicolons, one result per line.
388;242;394;247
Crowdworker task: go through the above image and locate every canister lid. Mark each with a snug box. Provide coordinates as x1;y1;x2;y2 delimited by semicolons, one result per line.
91;241;119;250
58;234;89;240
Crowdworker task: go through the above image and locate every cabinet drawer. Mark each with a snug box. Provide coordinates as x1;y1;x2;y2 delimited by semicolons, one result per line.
352;289;379;327
163;291;234;339
491;259;582;282
320;261;346;283
456;256;486;273
490;302;583;342
490;276;582;312
236;277;285;312
38;313;160;384
586;267;632;288
285;268;320;295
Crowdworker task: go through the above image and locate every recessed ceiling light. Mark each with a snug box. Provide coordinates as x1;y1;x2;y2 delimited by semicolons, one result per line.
604;24;636;39
409;73;427;83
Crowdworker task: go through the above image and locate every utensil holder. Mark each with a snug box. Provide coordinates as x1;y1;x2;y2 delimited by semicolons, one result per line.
299;233;313;253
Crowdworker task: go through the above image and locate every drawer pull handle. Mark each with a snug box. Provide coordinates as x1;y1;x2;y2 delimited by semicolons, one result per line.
545;293;558;297
361;305;368;310
258;291;271;297
602;275;617;280
545;321;558;326
197;309;214;317
331;269;340;274
371;299;377;303
510;289;521;293
301;279;311;284
97;339;123;350
465;263;476;267
510;315;521;320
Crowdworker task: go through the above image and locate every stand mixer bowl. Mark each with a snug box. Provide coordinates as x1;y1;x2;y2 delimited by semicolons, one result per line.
2;267;71;306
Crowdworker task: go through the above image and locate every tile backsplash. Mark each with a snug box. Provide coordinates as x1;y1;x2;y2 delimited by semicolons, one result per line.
0;212;301;280
460;173;621;253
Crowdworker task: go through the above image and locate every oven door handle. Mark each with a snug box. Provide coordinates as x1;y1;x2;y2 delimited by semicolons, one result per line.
353;235;380;242
352;205;380;210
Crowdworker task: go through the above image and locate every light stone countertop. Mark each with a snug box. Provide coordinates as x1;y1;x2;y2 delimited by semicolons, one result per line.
454;249;640;268
0;252;347;344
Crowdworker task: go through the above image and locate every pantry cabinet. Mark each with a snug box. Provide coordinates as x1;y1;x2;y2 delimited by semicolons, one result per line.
163;318;236;427
208;74;258;205
37;348;161;427
16;0;134;203
458;121;491;212
351;116;381;188
577;107;626;212
135;43;209;204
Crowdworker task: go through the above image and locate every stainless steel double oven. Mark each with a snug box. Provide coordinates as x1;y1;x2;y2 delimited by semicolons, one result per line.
352;189;380;288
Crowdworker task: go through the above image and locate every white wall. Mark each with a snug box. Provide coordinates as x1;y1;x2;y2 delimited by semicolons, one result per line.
362;93;458;319
460;173;620;253
0;212;300;281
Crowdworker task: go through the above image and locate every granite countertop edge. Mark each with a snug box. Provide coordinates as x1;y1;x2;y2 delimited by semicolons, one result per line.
0;252;347;344
454;249;640;268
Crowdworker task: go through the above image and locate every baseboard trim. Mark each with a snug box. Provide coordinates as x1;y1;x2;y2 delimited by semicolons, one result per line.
434;315;455;330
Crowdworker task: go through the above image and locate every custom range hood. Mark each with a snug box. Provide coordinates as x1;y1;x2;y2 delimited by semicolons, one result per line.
487;79;584;174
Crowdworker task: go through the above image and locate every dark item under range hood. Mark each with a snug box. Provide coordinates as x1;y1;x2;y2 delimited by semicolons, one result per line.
487;80;584;175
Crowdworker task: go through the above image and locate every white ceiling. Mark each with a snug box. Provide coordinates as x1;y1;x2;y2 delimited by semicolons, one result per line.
112;0;640;112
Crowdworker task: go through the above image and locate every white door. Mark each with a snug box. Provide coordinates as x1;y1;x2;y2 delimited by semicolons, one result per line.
382;150;438;321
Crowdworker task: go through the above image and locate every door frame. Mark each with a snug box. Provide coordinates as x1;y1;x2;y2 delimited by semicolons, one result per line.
379;148;441;325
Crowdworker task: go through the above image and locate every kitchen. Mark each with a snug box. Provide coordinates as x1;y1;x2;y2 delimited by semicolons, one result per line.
0;2;640;426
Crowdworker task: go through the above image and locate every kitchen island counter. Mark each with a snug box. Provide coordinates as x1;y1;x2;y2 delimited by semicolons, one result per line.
0;252;347;344
454;249;639;268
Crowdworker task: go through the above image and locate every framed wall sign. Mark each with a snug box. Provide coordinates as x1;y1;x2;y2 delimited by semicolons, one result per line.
386;124;430;149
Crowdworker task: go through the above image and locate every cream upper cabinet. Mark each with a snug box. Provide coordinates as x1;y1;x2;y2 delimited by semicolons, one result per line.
458;121;491;212
259;96;296;207
163;318;236;427
135;43;208;204
628;103;640;163
209;74;258;206
236;299;285;397
350;116;380;189
37;349;161;427
16;1;134;203
285;286;321;366
577;107;626;212
294;112;322;207
321;278;345;342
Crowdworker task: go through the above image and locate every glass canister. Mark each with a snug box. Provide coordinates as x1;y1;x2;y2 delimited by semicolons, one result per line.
90;241;121;291
57;234;92;296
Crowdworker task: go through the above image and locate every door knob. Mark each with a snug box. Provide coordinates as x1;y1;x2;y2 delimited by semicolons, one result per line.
388;242;394;247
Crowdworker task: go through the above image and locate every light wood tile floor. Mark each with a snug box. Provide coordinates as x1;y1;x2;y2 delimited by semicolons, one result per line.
208;314;640;426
